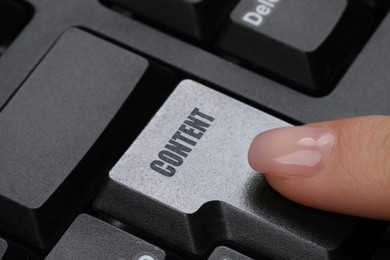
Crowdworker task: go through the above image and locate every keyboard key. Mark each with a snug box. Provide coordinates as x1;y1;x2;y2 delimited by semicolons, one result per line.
0;0;28;50
102;0;237;41
217;0;374;94
208;246;252;260
0;239;6;259
46;214;165;260
0;28;175;249
95;80;386;259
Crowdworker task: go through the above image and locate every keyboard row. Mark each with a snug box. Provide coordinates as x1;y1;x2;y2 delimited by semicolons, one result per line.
101;0;390;95
2;0;390;95
0;214;254;259
0;28;389;259
1;214;390;259
102;0;389;41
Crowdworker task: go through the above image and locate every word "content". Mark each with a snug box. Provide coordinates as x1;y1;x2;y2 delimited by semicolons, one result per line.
242;0;281;27
150;108;215;177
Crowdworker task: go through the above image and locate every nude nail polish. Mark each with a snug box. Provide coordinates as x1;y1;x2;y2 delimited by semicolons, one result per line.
248;126;335;177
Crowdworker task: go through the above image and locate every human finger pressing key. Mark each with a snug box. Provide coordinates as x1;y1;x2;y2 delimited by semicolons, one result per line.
248;116;390;220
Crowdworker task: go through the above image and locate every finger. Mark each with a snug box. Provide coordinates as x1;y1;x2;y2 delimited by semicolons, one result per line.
248;116;390;220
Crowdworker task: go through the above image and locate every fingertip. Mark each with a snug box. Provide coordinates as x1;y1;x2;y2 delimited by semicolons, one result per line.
248;117;390;220
248;126;335;177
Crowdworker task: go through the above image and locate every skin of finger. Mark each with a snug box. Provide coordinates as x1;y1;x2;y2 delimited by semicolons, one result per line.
264;116;390;220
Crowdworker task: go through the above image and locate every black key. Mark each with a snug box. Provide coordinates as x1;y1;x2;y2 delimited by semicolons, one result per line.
0;0;28;48
0;239;6;259
46;214;165;260
102;0;237;41
94;80;386;259
208;246;252;260
217;0;374;95
0;28;174;249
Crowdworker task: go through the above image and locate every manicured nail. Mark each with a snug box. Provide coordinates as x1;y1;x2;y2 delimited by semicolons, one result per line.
248;126;335;177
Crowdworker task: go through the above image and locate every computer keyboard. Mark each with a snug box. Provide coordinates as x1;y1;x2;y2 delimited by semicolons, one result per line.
0;0;390;259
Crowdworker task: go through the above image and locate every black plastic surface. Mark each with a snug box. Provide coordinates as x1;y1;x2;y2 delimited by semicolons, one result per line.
0;27;151;249
46;214;165;260
0;0;389;259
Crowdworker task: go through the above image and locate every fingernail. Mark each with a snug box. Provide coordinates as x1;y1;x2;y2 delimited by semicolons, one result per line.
248;126;335;177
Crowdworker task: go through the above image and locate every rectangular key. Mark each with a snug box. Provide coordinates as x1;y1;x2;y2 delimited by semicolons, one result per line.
46;214;165;260
95;80;385;259
102;0;237;41
217;0;374;95
0;28;174;249
0;0;28;51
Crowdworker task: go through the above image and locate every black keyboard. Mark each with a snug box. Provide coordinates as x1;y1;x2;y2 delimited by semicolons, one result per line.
1;0;390;259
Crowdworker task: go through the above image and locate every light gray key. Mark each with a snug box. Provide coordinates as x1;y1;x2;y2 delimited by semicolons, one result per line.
95;80;385;259
108;80;288;213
